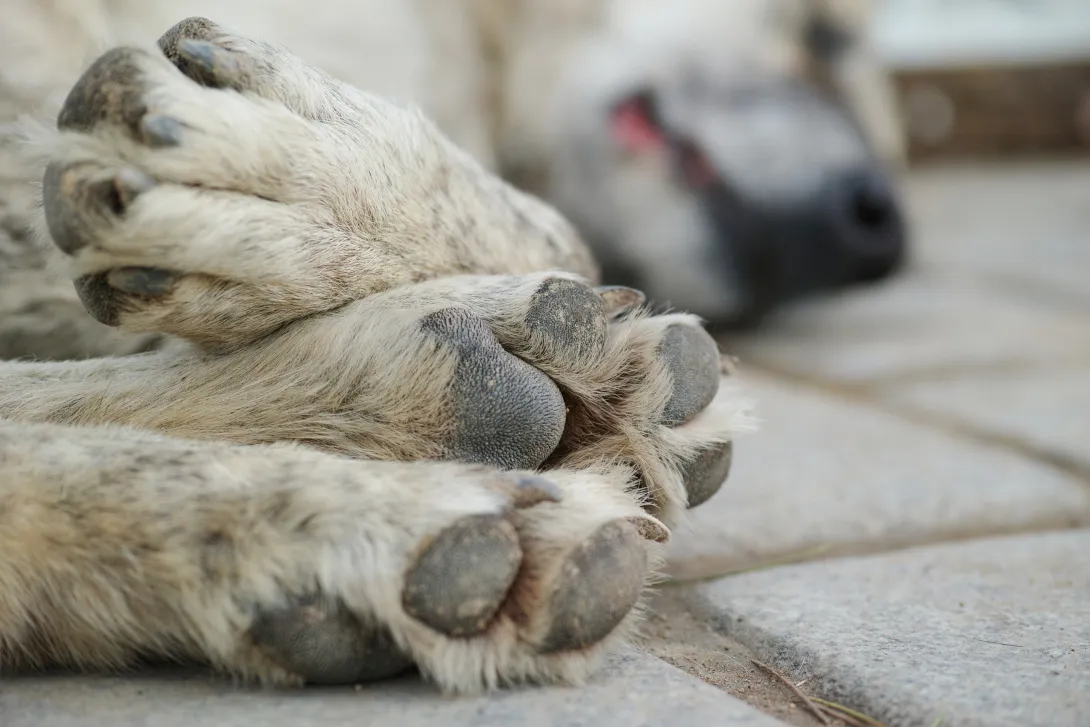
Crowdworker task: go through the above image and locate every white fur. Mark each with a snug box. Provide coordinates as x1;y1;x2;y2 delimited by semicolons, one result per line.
0;18;758;692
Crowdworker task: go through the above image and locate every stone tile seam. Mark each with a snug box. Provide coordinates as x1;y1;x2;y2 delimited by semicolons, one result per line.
742;361;1090;486
665;521;1090;588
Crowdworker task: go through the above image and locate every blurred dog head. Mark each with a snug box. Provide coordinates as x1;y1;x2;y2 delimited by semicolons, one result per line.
510;0;908;328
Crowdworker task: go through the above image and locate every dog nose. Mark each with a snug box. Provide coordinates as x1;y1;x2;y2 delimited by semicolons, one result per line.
828;167;906;282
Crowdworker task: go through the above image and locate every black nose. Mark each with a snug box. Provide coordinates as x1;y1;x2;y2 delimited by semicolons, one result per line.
828;168;906;282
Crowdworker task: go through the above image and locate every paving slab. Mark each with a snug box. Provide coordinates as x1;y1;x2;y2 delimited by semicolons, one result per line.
905;161;1090;305
665;371;1090;580
0;650;788;727
882;364;1090;472
688;530;1090;727
721;275;1090;387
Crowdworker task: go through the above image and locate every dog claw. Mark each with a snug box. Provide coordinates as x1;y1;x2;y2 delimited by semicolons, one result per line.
595;286;646;318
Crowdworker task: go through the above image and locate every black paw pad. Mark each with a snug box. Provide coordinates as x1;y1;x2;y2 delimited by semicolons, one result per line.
402;514;522;637
523;278;607;362
57;48;152;136
658;324;721;427
158;17;223;60
421;307;565;470
73;274;120;326
250;595;413;685
539;519;646;653
42;163;155;256
680;441;733;509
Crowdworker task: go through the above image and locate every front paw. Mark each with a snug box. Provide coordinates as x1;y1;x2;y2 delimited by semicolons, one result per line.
502;276;751;522
359;273;754;523
173;458;662;692
40;41;384;350
38;18;592;350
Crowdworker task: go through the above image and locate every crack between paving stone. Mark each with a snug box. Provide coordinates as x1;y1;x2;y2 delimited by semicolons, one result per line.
741;359;1090;487
645;587;907;727
662;518;1090;587
835;354;1090;390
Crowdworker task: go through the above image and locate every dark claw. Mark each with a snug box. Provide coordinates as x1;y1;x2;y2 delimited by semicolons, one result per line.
106;267;178;296
402;514;522;637
595;285;646;318
510;475;564;508
140;115;183;148
175;39;241;89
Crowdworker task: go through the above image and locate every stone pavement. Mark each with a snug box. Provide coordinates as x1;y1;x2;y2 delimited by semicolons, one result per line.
656;160;1090;726
0;651;785;727
5;162;1088;726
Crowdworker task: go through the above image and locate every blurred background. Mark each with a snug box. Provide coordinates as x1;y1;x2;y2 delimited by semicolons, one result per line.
672;0;1090;582
874;0;1090;161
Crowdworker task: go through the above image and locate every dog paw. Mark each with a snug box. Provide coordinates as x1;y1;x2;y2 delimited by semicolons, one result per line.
195;459;661;692
38;19;591;351
356;273;753;523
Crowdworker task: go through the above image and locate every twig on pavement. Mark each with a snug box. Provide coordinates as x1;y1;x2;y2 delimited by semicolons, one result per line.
750;659;831;726
811;697;890;727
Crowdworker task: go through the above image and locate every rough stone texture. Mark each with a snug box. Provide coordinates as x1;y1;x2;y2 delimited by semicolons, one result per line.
687;530;1090;727
0;651;789;727
721;275;1090;387
882;365;1090;472
906;162;1090;305
664;370;1090;580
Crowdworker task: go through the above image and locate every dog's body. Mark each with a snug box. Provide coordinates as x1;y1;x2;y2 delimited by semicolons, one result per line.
1;0;906;362
0;13;755;692
0;0;900;693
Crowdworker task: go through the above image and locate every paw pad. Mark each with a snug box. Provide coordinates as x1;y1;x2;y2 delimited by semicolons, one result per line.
42;163;155;256
680;440;733;508
402;514;522;637
658;324;721;427
539;519;646;653
56;48;150;135
421;307;565;470
523;278;608;362
249;595;413;684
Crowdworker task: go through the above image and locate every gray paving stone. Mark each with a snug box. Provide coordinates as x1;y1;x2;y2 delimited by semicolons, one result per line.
0;650;787;727
665;371;1090;580
882;364;1090;471
906;162;1090;305
721;274;1090;386
690;530;1090;727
